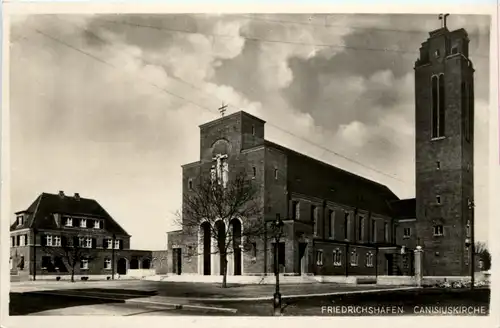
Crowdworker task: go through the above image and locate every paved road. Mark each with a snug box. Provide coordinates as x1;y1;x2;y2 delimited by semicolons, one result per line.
9;280;490;316
9;292;233;316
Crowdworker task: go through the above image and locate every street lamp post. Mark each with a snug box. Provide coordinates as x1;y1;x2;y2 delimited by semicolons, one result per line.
32;228;38;281
112;234;116;280
270;214;284;316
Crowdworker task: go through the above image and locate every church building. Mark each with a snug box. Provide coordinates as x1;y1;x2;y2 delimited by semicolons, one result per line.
167;22;475;278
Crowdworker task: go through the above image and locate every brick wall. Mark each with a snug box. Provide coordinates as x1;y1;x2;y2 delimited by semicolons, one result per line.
415;30;474;276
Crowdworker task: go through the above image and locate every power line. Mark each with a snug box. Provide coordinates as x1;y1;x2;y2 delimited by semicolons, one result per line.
32;27;218;115
232;13;487;38
26;24;411;185
98;17;489;59
59;16;409;183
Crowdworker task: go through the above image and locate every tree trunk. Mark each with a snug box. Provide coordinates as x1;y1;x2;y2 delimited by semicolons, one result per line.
221;255;228;288
71;262;76;282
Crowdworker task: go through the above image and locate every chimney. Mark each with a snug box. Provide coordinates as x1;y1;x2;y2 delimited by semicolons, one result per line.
74;193;80;201
58;191;65;198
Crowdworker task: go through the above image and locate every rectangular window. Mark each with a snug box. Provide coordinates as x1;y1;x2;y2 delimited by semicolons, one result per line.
104;258;112;270
17;216;23;226
188;179;193;190
80;218;87;228
106;239;113;249
366;252;374;267
65;217;73;227
333;249;342;266
436;161;441;170
316;250;323;266
350;250;358;266
94;220;100;229
11;236;15;247
46;235;53;247
54;236;61;247
433;225;444;236
292;201;300;220
19;235;26;246
114;239;120;250
41;256;51;269
85;237;92;248
80;258;89;270
436;195;441;204
384;223;389;243
403;228;411;239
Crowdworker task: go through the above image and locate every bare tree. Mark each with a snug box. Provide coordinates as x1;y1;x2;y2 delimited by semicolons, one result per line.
41;235;98;282
176;170;265;288
475;241;491;271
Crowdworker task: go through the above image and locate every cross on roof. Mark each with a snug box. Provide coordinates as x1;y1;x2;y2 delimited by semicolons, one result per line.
218;103;228;117
438;13;450;28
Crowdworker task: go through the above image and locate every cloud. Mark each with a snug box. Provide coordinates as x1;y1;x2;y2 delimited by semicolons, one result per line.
9;14;491;249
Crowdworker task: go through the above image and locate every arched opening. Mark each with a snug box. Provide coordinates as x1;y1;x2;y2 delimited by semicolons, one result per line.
231;219;242;276
201;222;212;275
130;258;139;270
142;258;151;269
215;220;226;276
117;258;127;275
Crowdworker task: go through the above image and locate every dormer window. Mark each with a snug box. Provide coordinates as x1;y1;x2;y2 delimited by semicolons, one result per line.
65;217;73;227
80;218;87;228
17;216;23;226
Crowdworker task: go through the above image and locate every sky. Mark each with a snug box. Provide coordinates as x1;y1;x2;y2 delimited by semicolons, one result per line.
8;13;491;250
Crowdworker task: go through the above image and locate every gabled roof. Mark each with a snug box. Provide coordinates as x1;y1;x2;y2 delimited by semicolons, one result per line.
389;198;416;220
264;140;400;216
10;192;129;235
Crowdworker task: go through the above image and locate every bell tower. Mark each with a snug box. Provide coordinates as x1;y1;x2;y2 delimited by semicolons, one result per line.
414;16;475;276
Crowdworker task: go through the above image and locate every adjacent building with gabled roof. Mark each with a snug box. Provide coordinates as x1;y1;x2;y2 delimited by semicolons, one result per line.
10;191;167;281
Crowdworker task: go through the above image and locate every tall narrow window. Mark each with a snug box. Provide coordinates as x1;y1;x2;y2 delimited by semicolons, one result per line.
469;79;474;141
329;210;335;239
344;212;350;240
358;216;365;242
252;166;256;178
371;220;377;243
292;201;300;220
463;82;470;142
252;125;256;136
431;75;439;138
384;222;389;243
311;205;318;236
274;168;278;180
438;74;445;137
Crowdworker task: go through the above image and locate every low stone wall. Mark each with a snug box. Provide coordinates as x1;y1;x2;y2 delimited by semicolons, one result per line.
377;275;417;286
25;274;137;281
127;269;157;278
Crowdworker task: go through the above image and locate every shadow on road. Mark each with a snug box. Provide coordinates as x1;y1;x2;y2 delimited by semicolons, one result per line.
9;289;158;316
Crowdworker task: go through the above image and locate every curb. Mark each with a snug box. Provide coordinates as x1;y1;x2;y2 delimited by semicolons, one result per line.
29;291;238;314
183;286;424;302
